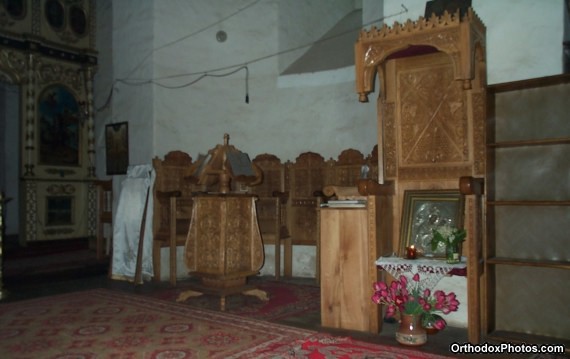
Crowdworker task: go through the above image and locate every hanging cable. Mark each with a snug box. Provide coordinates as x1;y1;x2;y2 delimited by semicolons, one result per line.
96;4;409;112
120;4;409;84
245;66;249;104
121;0;263;81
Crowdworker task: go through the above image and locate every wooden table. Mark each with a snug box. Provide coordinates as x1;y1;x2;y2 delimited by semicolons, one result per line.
375;256;467;289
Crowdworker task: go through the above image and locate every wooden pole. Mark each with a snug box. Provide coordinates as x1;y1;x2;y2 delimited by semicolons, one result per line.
134;181;151;286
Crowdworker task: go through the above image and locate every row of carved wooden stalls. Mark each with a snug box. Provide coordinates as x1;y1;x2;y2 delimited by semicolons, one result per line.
149;146;380;285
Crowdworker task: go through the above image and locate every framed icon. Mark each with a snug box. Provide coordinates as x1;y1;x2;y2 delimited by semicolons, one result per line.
399;189;464;257
105;122;129;175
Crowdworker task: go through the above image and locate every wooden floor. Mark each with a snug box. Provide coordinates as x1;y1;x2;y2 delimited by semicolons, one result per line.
0;243;566;359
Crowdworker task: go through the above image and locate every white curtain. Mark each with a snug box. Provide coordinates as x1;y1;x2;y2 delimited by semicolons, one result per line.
111;164;155;283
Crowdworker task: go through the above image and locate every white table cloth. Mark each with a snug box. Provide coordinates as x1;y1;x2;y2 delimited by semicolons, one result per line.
375;256;467;289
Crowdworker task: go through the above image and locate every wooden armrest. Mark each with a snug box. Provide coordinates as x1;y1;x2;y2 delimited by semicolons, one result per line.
272;191;289;204
459;176;484;195
313;190;334;203
93;179;112;190
357;179;395;196
313;190;332;199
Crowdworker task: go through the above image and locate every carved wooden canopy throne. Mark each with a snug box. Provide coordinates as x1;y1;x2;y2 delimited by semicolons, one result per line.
354;6;486;227
354;7;487;343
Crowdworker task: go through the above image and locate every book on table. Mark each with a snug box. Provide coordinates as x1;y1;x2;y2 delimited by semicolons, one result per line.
321;199;367;208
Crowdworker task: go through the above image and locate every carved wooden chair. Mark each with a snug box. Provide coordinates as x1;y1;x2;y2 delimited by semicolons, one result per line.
368;145;379;181
333;148;367;187
286;151;327;281
152;151;194;286
94;179;113;261
250;153;290;279
321;148;368;201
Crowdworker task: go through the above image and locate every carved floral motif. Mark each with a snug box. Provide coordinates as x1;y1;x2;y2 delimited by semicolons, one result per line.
399;65;468;167
36;61;83;90
358;9;484;45
46;184;76;195
471;92;486;176
0;49;26;82
186;196;263;286
382;102;397;178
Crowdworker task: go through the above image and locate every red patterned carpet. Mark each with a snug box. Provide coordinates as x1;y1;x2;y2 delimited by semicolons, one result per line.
0;289;456;358
0;289;313;358
149;276;321;321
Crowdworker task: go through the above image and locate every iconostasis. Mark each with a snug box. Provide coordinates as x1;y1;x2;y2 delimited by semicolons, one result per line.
0;0;97;242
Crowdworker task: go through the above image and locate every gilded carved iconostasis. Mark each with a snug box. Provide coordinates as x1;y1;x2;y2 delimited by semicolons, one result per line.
0;0;97;242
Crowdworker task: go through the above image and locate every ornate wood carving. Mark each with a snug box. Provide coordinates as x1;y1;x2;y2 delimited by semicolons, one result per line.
1;1;97;243
24;181;37;242
472;91;486;176
334;148;366;187
36;60;83;90
383;101;397;178
286;152;326;246
400;64;467;164
185;195;264;288
356;9;486;183
355;8;485;102
287;151;326;198
0;49;26;82
251;153;284;197
354;8;486;342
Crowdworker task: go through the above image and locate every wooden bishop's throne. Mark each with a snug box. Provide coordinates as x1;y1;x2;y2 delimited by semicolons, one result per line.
178;134;267;310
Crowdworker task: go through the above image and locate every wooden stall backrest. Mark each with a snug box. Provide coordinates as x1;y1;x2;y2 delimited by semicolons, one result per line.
94;179;113;261
153;151;195;197
368;144;379;181
286;151;326;247
250;153;290;279
331;148;367;187
250;153;288;236
250;153;285;197
152;150;194;285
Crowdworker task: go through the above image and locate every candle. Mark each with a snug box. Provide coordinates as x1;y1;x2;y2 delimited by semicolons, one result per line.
406;245;417;259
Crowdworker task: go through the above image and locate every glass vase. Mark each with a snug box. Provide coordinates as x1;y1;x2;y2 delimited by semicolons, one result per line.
395;314;427;346
446;242;460;264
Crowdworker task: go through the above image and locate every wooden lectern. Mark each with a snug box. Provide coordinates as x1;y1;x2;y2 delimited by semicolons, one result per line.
319;181;394;333
177;134;267;310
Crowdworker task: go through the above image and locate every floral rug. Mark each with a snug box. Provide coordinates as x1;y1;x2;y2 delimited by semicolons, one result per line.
0;288;314;358
0;289;459;359
148;276;321;321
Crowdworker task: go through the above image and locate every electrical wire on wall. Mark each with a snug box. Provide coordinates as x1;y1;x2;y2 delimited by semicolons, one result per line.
96;3;408;110
121;0;263;82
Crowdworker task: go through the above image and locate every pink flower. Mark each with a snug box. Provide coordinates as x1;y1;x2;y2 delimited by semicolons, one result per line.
385;305;396;317
371;293;382;304
434;318;447;330
371;273;460;329
374;281;387;291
